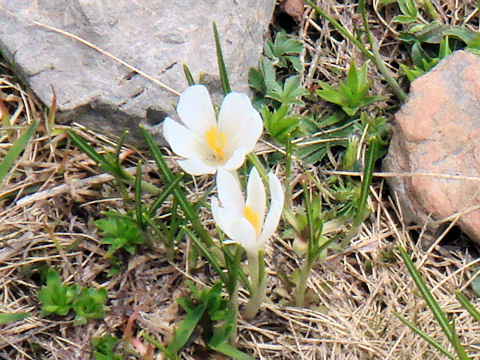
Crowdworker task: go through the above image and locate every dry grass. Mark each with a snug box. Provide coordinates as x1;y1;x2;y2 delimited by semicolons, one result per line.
2;1;480;359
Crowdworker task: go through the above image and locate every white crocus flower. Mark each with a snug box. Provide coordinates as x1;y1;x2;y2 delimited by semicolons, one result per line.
211;167;284;319
211;167;284;259
163;85;263;175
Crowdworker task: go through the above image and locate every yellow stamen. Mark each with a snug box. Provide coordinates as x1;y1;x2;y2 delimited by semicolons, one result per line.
205;124;226;160
244;205;260;235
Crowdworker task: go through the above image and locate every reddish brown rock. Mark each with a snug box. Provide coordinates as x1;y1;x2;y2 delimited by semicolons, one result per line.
384;51;480;243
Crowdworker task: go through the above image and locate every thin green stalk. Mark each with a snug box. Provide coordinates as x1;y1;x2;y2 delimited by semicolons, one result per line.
392;311;457;360
140;126;214;247
341;139;377;247
419;0;440;19
397;245;455;341
294;261;313;308
358;0;407;102
455;291;480;324
243;251;266;320
228;281;240;344
213;22;231;95
304;0;374;61
0;120;38;184
246;251;259;296
285;135;292;207
247;153;268;184
183;227;228;285
294;183;316;307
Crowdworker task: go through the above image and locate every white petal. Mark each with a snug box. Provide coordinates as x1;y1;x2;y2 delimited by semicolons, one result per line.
258;173;284;248
216;170;244;217
245;167;266;229
218;92;263;155
229;218;259;256
211;197;235;239
176;158;217;175
177;85;216;135
162;117;210;159
220;148;248;172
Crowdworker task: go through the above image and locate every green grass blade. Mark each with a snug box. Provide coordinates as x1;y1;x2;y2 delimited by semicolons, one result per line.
212;22;231;94
140;126;214;247
114;130;128;168
301;182;316;266
0;120;38;184
358;0;407;101
183;64;196;85
392;311;457;360
0;312;30;325
303;0;373;61
353;139;377;227
397;245;455;341
209;341;256;360
449;316;470;360
183;227;228;285
65;129;115;174
168;304;206;354
456;291;480;324
135;160;144;228
147;173;184;218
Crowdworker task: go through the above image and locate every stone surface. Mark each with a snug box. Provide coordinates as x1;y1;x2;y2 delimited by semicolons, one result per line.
384;50;480;243
0;0;275;144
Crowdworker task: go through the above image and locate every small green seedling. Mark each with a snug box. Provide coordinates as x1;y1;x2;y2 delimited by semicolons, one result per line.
393;0;418;24
38;268;77;316
93;336;122;360
316;61;385;116
149;282;254;360
38;268;107;324
73;287;108;325
95;211;145;274
264;30;303;72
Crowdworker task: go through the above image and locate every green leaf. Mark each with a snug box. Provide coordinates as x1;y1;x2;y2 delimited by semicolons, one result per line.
65;129;119;176
392;311;457;360
209;341;256;360
73;287;107;325
248;67;265;93
213;22;231;94
267;76;307;105
471;271;480;297
0;312;30;325
183;64;196;85
140;126;214;248
0;120;38;184
167;304;206;355
397;0;418;19
397;245;455;341
455;291;480;324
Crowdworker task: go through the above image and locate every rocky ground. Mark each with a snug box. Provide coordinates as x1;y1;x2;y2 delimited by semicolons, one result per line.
1;1;480;359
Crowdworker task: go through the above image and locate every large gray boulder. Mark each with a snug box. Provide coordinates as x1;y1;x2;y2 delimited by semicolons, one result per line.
0;0;275;144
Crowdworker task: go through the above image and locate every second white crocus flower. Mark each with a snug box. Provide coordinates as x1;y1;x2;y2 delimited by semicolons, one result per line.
163;85;263;175
211;167;284;319
211;167;284;259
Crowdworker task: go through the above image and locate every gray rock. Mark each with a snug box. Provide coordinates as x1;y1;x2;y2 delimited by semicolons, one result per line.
384;51;480;244
0;0;275;144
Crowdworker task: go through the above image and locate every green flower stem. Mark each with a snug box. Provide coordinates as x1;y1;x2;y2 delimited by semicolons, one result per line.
228;281;240;344
243;250;266;320
294;259;313;308
304;0;374;61
419;0;440;19
358;0;407;102
285;135;293;207
247;153;268;184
